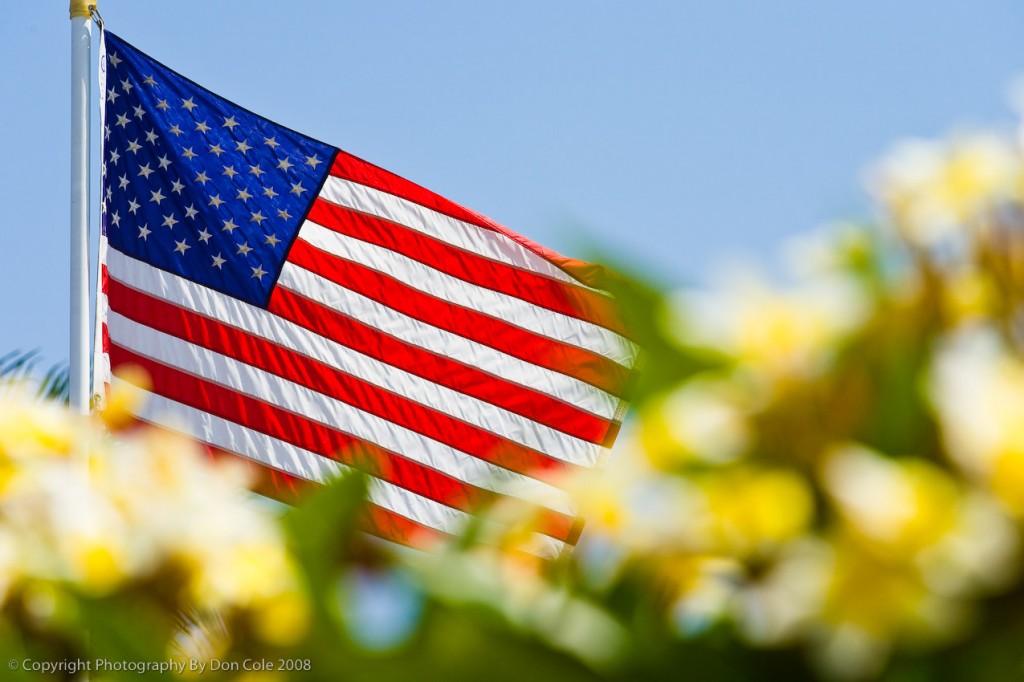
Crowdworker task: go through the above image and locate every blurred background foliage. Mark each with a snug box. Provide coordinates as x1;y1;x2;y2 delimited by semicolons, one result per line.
7;121;1024;681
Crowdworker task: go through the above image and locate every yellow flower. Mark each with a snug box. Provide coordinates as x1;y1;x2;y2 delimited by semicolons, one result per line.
639;377;750;469
672;273;868;383
818;533;966;667
697;467;814;558
0;397;77;462
942;268;998;323
930;329;1024;514
822;445;958;556
563;442;703;554
869;134;1021;245
250;588;310;646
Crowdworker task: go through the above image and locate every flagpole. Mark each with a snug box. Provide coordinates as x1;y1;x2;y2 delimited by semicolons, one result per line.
70;0;93;416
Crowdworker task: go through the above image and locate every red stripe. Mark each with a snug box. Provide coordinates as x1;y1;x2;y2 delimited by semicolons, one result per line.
286;239;632;398
108;343;576;543
267;287;612;444
109;279;582;482
329;151;614;290
306;198;630;339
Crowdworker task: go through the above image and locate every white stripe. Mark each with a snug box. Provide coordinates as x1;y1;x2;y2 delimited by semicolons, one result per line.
107;249;619;420
299;222;638;367
128;385;565;558
109;312;601;472
319;176;607;294
278;260;620;418
108;256;601;467
104;265;578;513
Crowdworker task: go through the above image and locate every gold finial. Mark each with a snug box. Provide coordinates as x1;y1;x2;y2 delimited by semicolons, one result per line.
69;0;93;19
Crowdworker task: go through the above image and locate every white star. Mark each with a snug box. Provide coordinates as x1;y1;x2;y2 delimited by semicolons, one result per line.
117;174;129;189
262;186;278;199
185;204;199;219
195;171;211;185
170;179;185;194
209;143;225;156
249;164;265;177
237;242;253;256
181;97;198;111
264;136;280;149
133;104;146;120
250;211;266;225
102;163;108;179
156;99;170;110
277;157;293;171
158;155;172;170
235;140;252;154
211;253;226;269
109;149;121;164
104;124;111;141
198;228;213;243
126;139;142;154
137;163;154;179
143;75;157;86
221;165;238;179
251;264;268;280
208;194;225;209
149;188;166;205
169;124;184;136
128;198;141;214
121;78;134;94
222;116;239;130
195;120;211;134
111;211;121;228
237;188;252;201
264;234;281;247
104;186;112;202
182;147;198;160
107;88;120;104
138;223;151;240
115;113;130;129
290;181;306;196
108;52;122;68
145;129;159;144
223;218;239;233
277;208;292;220
305;154;322;169
162;213;179;229
174;239;191;255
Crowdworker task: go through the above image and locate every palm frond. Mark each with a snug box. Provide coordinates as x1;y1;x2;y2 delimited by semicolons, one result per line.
0;350;71;404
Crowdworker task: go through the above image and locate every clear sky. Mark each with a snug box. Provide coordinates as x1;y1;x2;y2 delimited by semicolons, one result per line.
1;1;1022;367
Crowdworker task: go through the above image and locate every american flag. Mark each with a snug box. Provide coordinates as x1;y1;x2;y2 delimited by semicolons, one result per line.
94;32;638;557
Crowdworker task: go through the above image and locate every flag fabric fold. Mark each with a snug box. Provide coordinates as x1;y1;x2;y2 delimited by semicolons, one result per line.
94;31;638;556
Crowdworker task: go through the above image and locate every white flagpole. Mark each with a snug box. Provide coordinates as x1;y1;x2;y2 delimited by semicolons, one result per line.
70;0;93;415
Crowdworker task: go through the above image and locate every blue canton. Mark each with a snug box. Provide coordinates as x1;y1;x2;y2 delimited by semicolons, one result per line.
100;33;335;307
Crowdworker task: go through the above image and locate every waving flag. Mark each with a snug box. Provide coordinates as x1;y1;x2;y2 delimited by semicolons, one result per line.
94;32;638;557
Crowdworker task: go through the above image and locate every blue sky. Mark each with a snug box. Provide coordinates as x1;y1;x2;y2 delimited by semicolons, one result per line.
1;1;1022;366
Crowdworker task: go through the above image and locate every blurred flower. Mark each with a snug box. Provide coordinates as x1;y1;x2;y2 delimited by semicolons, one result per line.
812;444;1017;677
733;540;830;647
562;442;704;556
671;272;869;383
696;466;814;559
929;328;1024;514
868;134;1021;246
668;555;744;637
0;388;308;653
639;375;751;468
822;445;958;556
